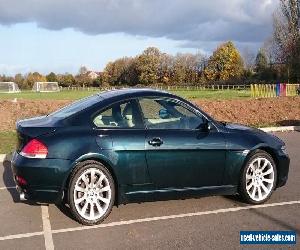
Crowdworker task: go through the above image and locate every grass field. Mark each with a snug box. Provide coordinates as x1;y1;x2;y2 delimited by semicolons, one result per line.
0;131;16;154
0;89;251;100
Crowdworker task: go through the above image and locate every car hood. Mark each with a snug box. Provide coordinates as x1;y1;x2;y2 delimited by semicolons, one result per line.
224;122;285;148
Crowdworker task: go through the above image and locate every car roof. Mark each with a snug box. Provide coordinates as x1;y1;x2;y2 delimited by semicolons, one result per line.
97;88;174;100
94;88;215;120
65;87;216;127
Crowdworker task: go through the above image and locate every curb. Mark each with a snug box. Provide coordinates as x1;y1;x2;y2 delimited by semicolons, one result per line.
259;126;300;132
0;126;299;162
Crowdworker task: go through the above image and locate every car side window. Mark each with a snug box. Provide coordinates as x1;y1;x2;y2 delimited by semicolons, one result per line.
93;100;141;128
138;97;205;129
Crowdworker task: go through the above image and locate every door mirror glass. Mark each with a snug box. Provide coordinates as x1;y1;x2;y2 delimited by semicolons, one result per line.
158;108;170;119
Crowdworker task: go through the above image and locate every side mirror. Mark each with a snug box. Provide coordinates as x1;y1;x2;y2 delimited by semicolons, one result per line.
159;108;170;119
207;122;212;131
198;120;211;132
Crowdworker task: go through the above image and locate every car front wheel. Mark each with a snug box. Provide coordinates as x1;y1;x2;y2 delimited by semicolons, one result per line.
68;161;115;225
239;150;277;204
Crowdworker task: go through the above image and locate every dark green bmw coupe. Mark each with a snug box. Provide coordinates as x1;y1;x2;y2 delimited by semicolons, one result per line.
11;88;289;225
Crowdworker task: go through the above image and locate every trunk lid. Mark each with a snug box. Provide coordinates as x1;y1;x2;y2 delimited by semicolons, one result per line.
16;115;60;152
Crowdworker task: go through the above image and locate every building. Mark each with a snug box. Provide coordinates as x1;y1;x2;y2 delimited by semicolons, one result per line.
86;71;100;79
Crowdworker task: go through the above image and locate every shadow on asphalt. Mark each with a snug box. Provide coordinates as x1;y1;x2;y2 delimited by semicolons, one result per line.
2;155;20;203
2;157;40;206
223;195;247;207
277;120;300;127
250;208;300;235
56;195;248;224
224;195;300;234
55;202;76;221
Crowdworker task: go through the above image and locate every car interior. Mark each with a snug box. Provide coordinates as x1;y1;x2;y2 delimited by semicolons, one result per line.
93;98;205;130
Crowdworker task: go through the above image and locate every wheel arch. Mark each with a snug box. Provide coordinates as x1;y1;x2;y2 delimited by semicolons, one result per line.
239;146;280;189
62;154;120;205
256;146;280;188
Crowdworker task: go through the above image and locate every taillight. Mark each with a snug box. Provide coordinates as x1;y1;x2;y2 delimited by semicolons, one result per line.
16;175;27;186
20;139;48;159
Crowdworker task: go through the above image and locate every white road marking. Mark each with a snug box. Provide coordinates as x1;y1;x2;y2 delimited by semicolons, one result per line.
0;231;43;241
0;154;7;162
0;199;299;242
41;205;55;250
52;200;300;234
0;186;15;190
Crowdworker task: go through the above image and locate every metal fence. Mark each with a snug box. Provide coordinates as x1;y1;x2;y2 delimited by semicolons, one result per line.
61;84;250;92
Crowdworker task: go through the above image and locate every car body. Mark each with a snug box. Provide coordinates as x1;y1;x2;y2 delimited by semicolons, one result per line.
11;88;290;224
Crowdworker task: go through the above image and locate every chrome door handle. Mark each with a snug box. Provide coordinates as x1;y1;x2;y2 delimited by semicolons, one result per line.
148;137;163;147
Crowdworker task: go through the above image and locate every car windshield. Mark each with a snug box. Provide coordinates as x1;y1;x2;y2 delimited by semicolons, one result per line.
49;95;101;118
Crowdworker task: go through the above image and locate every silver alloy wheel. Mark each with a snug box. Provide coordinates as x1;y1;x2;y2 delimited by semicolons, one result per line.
73;168;112;221
245;157;275;202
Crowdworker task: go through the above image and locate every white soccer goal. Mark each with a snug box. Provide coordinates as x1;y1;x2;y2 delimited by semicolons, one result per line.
0;82;21;93
32;82;60;92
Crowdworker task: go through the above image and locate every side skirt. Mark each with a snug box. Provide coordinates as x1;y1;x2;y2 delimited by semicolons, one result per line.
120;185;237;204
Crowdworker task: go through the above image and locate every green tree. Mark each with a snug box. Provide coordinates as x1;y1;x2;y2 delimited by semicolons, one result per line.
24;72;46;89
14;73;24;88
136;47;161;85
158;53;174;84
173;54;187;84
104;57;138;86
255;49;268;71
255;49;275;81
0;74;14;82
91;78;102;87
76;66;91;87
46;72;58;82
58;74;75;87
204;41;244;81
76;74;92;87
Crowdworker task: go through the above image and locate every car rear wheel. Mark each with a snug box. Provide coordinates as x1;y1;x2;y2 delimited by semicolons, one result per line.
239;150;277;204
68;161;115;225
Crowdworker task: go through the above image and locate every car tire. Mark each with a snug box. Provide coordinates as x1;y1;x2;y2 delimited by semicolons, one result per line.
239;150;277;204
68;160;115;225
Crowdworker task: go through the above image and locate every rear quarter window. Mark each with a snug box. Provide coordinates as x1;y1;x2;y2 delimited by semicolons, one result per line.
49;95;100;118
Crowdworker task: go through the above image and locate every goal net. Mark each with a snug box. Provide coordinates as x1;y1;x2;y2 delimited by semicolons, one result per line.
32;82;60;92
0;82;21;93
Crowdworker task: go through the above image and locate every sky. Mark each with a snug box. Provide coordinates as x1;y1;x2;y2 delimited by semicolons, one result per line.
0;0;278;76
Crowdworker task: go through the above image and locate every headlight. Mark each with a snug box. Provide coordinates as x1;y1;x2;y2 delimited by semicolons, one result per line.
281;145;288;155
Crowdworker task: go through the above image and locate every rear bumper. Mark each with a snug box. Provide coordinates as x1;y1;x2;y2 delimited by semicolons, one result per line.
11;152;72;203
276;151;290;188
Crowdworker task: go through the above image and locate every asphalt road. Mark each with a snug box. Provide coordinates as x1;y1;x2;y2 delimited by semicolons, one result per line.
0;132;299;250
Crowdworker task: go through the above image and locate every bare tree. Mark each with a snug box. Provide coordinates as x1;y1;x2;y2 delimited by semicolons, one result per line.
79;66;88;75
271;0;300;81
241;46;256;71
273;0;300;62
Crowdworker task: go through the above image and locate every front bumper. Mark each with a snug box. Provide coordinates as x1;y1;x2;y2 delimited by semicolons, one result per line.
11;152;72;203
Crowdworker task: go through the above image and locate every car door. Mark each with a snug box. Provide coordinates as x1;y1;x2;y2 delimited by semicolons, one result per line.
138;96;226;188
92;99;150;186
